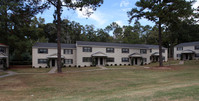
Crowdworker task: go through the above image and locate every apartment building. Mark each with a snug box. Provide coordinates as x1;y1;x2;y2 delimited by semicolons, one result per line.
32;41;168;68
0;43;9;69
174;41;199;60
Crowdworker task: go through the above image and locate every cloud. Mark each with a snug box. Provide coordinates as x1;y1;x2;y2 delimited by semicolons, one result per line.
192;0;199;9
115;20;124;26
120;0;130;7
76;7;107;26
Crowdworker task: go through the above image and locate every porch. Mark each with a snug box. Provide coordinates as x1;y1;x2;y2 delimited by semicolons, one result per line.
46;53;65;68
129;53;143;65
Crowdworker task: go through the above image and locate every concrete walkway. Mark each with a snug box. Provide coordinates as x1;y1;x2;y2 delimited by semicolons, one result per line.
48;67;57;73
179;61;184;65
0;71;17;78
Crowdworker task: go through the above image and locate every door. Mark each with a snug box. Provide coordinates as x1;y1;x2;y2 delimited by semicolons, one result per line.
100;58;103;65
52;59;55;67
186;54;188;60
135;58;137;65
95;58;98;65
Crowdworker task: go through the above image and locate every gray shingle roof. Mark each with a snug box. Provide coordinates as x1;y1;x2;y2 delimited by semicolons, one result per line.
33;43;76;48
76;41;166;49
175;41;199;47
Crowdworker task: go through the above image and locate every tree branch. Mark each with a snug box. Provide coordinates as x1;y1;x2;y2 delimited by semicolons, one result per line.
47;0;56;6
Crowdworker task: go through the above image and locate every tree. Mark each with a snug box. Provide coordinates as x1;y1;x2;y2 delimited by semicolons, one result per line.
128;0;196;67
45;0;103;73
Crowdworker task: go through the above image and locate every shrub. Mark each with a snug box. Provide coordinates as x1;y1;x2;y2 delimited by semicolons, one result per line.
120;64;122;66
32;66;35;68
90;65;93;67
39;66;42;68
84;65;86;67
128;64;130;66
74;65;77;67
69;65;71;67
124;64;126;66
115;64;117;66
106;64;109;66
78;65;81;68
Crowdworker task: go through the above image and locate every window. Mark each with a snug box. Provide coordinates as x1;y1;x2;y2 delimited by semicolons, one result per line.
162;57;165;60
0;47;6;53
122;58;129;62
83;47;92;52
150;49;152;53
38;48;48;53
177;47;183;51
177;54;181;57
65;59;73;64
83;57;92;62
143;58;147;62
106;48;114;53
106;58;114;62
195;46;199;50
162;49;165;53
195;53;199;57
38;59;47;64
122;48;129;53
0;59;3;65
140;49;147;54
64;49;73;54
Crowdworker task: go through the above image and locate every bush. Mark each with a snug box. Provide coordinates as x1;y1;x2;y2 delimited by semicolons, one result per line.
124;64;126;66
84;65;86;67
128;64;130;66
39;66;42;68
74;65;77;67
120;64;122;66
115;64;117;66
78;65;81;68
110;64;113;66
69;65;71;67
32;66;35;68
106;64;109;66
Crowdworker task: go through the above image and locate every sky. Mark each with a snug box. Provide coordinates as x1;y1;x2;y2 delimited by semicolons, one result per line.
37;0;199;29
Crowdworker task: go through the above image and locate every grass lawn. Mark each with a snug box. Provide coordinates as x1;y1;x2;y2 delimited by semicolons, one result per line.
61;67;100;72
0;72;7;76
9;68;51;73
0;60;199;101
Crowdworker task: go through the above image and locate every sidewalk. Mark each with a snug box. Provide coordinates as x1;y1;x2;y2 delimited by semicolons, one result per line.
48;67;57;74
0;71;17;78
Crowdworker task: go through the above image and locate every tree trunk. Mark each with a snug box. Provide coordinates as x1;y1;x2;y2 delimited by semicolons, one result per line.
57;0;62;73
158;18;163;67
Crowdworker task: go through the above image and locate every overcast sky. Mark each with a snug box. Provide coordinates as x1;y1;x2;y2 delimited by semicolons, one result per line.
37;0;199;29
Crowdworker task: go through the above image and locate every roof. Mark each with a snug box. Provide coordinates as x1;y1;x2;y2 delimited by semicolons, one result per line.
0;43;8;47
175;41;199;47
76;41;166;49
33;43;76;48
129;53;142;57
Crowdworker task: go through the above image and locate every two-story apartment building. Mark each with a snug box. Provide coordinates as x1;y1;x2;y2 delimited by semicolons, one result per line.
0;43;9;69
32;41;168;68
174;41;199;60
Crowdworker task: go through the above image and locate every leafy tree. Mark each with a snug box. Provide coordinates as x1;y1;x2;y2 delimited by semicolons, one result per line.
45;0;103;73
128;0;196;67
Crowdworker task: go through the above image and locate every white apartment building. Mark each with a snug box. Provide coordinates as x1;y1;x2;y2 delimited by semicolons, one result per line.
0;43;9;69
174;41;199;60
32;41;168;68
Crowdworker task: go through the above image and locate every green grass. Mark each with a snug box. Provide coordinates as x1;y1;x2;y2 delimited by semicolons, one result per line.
61;67;100;72
9;68;51;73
0;72;7;76
0;60;199;101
